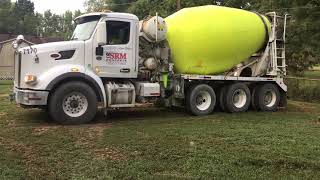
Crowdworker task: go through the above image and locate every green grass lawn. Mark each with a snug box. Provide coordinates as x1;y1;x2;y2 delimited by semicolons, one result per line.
313;66;320;71
303;66;320;79
0;84;320;179
0;80;13;85
304;70;320;79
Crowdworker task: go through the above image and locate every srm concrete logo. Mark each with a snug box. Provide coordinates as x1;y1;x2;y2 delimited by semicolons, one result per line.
106;52;128;65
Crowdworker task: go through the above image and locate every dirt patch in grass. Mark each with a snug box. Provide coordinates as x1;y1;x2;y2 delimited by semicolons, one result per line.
32;126;59;136
94;147;127;161
75;123;112;147
74;124;129;161
307;116;320;126
238;157;320;171
0;136;41;177
71;123;127;161
154;171;195;179
288;101;317;113
70;123;127;161
87;124;111;138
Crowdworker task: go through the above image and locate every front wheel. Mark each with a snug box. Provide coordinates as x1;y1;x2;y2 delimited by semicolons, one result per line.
186;84;216;116
49;81;98;124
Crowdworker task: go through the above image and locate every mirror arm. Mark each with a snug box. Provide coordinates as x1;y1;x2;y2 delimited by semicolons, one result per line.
98;42;106;46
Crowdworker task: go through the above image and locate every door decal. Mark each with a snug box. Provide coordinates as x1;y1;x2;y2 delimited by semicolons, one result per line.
106;52;128;65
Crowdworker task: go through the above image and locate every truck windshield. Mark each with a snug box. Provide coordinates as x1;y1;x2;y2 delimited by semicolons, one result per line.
71;15;100;41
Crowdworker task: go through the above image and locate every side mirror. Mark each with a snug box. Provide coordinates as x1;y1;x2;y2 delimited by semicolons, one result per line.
96;22;106;46
96;46;103;56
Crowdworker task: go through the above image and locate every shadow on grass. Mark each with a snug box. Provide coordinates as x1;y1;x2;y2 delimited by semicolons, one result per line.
107;107;188;121
13;100;320;127
16;107;190;127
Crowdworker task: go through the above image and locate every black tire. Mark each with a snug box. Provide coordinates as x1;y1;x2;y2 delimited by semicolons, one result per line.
224;83;251;113
251;85;259;111
186;84;216;116
48;81;98;124
217;85;227;112
253;83;280;112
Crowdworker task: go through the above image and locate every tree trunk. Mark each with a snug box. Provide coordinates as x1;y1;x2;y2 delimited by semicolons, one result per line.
177;0;181;11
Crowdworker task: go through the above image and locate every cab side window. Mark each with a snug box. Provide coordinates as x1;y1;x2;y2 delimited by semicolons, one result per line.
106;21;130;45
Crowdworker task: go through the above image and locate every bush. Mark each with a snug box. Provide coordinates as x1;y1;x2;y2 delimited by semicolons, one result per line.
286;77;320;103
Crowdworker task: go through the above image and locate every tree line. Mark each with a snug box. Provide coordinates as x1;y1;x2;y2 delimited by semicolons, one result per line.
85;0;320;74
0;0;319;73
0;0;82;39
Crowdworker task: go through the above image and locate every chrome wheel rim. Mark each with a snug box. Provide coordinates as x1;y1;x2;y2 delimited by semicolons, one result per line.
196;91;212;111
264;90;277;107
232;89;247;108
62;92;88;118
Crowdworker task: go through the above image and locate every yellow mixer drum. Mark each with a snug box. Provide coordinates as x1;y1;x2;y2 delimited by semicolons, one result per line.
165;5;271;75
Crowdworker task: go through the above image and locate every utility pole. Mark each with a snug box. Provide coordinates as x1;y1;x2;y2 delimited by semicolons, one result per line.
177;0;181;11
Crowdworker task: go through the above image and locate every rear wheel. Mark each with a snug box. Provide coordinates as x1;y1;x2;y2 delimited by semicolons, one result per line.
217;85;227;112
253;83;280;112
49;81;98;124
186;84;216;116
224;83;251;113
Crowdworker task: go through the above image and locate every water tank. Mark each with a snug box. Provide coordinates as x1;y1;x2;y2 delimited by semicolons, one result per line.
140;16;167;42
165;5;271;75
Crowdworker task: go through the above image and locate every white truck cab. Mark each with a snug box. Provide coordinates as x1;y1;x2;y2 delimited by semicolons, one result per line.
12;11;288;124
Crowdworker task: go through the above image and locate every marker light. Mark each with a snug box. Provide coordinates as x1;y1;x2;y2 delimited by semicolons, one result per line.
95;67;101;73
71;68;79;72
24;75;38;85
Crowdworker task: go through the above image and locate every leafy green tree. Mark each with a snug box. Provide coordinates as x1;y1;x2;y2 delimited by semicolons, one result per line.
62;11;74;39
0;0;12;33
250;0;320;74
85;0;107;12
12;0;34;17
9;0;39;35
74;10;83;20
40;10;82;39
42;10;64;37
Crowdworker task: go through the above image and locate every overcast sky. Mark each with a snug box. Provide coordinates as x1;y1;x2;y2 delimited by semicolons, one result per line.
12;0;86;14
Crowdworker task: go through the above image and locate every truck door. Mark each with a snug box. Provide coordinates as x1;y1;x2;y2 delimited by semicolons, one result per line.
93;18;137;78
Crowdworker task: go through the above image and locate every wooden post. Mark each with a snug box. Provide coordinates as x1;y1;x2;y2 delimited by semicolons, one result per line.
177;0;181;11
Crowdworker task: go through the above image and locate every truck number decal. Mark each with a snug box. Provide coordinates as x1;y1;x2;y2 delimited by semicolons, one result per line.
106;52;128;65
23;48;37;55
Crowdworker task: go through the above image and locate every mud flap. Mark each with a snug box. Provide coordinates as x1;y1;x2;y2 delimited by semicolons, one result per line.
279;91;287;108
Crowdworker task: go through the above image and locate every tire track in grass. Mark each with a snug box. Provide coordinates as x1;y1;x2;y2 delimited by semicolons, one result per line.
72;123;128;161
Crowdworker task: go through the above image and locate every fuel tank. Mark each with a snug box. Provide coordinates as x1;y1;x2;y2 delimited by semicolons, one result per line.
165;5;271;75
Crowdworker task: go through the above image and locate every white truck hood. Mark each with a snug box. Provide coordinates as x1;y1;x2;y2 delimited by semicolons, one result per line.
20;40;84;53
16;40;86;90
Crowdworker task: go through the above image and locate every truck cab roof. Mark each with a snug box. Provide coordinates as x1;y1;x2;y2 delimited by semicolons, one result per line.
74;12;139;21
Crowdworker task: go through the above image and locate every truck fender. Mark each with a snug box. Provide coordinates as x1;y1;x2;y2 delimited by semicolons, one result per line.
39;65;106;107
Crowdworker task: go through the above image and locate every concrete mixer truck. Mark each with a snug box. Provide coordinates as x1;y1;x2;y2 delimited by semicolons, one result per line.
10;5;289;124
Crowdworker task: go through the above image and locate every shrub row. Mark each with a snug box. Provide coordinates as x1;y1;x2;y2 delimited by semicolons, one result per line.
286;77;320;103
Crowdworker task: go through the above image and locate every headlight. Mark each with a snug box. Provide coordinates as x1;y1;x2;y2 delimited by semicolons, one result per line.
12;41;18;49
12;35;25;49
24;75;38;85
17;35;25;44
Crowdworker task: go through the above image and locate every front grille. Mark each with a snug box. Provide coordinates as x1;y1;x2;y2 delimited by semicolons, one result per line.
14;52;21;88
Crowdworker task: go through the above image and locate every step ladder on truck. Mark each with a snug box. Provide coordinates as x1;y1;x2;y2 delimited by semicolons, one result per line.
266;12;289;77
